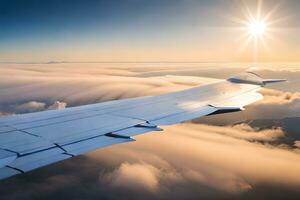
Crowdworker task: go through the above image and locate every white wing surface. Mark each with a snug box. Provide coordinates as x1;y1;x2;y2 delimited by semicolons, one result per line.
0;73;284;180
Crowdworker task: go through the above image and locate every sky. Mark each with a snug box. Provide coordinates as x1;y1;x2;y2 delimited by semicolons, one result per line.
1;0;300;62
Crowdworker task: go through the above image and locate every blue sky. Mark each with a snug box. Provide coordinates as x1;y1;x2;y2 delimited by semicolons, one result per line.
0;0;299;62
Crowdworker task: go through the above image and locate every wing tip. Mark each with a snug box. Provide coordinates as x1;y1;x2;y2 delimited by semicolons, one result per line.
228;72;287;86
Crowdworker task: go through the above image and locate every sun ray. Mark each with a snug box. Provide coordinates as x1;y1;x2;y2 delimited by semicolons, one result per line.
263;2;281;21
240;0;254;20
256;0;263;19
265;15;290;26
229;0;285;62
237;34;253;54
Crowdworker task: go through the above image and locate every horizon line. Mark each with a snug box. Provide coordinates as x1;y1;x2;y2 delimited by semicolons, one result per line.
0;61;300;64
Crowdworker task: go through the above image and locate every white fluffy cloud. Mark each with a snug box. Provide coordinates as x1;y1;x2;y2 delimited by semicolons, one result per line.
100;163;160;192
90;123;300;195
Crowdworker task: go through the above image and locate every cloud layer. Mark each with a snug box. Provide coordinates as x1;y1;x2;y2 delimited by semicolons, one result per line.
0;63;299;200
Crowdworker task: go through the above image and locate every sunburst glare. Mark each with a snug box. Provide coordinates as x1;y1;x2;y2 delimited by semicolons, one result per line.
228;0;286;62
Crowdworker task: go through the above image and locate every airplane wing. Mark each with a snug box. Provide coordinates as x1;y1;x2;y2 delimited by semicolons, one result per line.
0;72;285;180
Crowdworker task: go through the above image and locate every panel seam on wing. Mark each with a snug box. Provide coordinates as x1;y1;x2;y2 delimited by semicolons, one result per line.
5;165;25;173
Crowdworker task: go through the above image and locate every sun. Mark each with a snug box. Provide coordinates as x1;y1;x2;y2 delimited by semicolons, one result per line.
247;19;267;37
226;0;286;61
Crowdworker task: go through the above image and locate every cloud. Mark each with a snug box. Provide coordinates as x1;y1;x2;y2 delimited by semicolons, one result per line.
100;163;159;192
251;89;300;118
0;67;180;108
47;101;67;110
294;141;300;149
6;100;68;114
198;123;285;142
242;88;300;120
14;101;46;113
0;111;14;116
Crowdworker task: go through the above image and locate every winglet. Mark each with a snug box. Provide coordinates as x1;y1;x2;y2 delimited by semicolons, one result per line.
228;72;287;86
262;79;287;85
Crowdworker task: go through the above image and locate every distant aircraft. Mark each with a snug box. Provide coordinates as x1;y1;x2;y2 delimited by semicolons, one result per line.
0;72;285;180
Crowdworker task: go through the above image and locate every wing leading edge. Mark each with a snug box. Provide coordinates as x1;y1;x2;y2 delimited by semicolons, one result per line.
0;72;285;180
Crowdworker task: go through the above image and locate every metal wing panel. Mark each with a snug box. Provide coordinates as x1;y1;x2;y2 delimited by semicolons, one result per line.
8;111;105;130
113;126;162;137
150;105;217;125
7;147;71;172
0;125;17;133
210;91;263;109
111;81;261;122
0;131;55;155
62;135;134;156
112;101;185;121
24;114;144;145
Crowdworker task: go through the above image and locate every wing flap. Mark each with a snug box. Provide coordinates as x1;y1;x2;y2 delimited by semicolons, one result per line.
22;114;144;145
112;101;182;121
7;147;70;172
0;149;17;168
0;133;135;178
62;135;133;156
0;167;21;180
